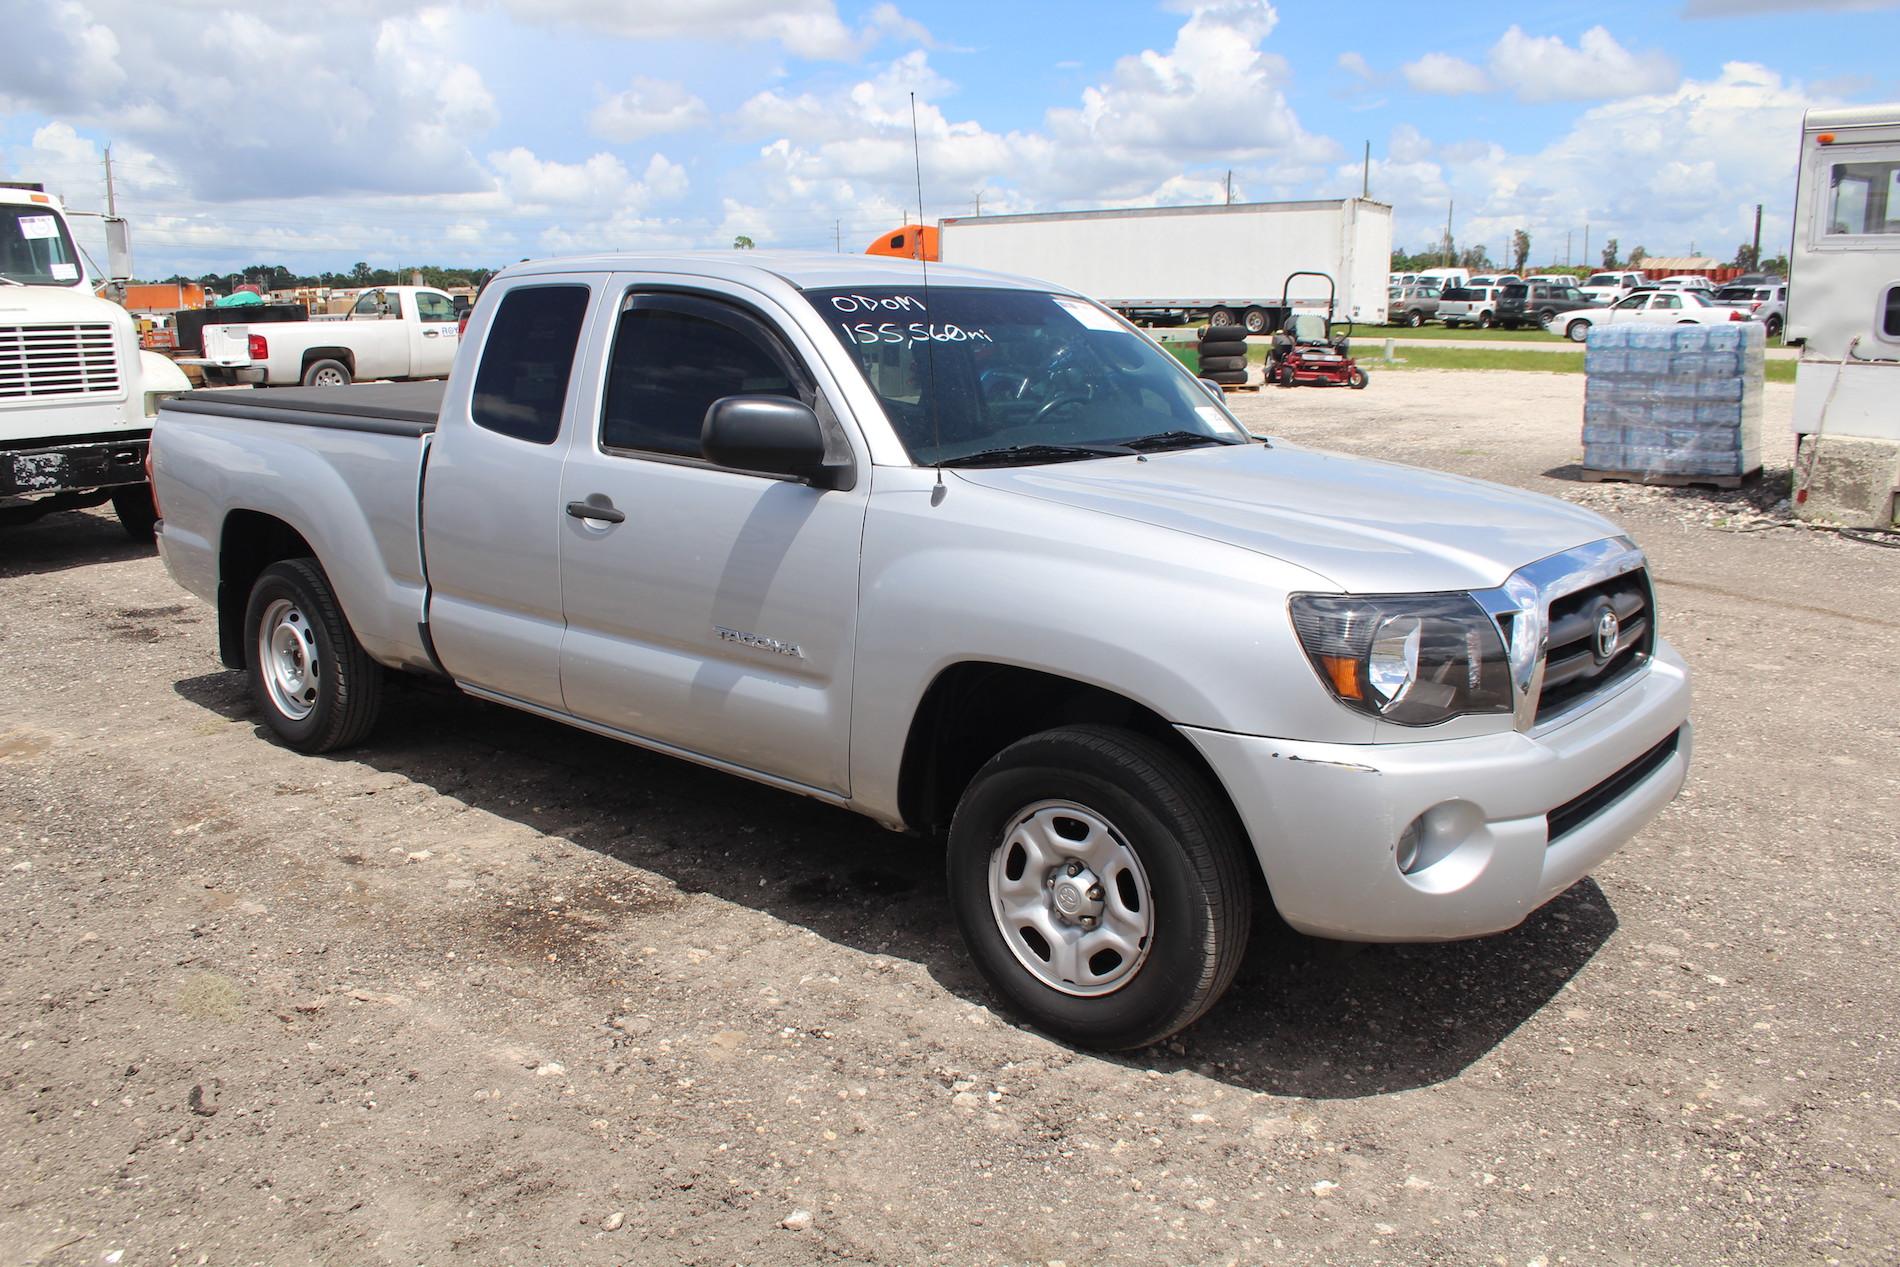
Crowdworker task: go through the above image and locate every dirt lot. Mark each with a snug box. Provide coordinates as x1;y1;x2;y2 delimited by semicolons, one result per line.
3;370;1897;1266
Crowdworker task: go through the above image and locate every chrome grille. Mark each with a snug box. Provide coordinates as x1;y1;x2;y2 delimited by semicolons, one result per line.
1536;569;1653;724
0;323;122;400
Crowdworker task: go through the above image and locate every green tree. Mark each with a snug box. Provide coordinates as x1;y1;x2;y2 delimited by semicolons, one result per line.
350;261;373;283
733;235;756;250
1511;229;1531;274
1731;242;1761;270
1601;237;1619;269
1459;244;1490;270
1760;254;1789;277
1627;245;1647;267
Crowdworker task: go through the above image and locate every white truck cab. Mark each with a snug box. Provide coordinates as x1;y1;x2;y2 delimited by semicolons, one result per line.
1788;102;1900;527
0;182;190;538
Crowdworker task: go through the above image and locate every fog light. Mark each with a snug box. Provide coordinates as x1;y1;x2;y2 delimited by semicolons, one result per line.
1394;819;1423;874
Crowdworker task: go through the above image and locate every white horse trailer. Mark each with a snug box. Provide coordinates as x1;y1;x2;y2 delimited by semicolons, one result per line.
1788;103;1900;526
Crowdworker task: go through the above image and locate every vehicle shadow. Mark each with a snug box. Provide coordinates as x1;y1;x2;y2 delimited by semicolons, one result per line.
0;508;154;577
173;669;1616;1100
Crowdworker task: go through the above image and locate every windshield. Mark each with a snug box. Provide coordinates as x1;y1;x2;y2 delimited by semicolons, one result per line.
0;205;84;286
807;285;1250;465
1584;274;1618;287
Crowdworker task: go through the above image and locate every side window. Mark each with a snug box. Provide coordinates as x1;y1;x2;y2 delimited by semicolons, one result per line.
471;285;591;445
416;291;456;323
1653;294;1682;310
351;290;385;317
1827;159;1900;235
600;296;808;460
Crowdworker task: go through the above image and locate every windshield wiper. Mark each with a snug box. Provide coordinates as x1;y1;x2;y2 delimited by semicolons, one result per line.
937;442;1136;469
1116;429;1250;452
0;276;24;287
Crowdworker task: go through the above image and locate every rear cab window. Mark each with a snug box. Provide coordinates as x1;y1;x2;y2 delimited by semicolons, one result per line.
471;285;592;445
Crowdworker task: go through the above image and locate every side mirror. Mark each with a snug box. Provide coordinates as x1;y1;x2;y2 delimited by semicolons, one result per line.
104;218;132;282
702;396;852;490
1198;377;1226;401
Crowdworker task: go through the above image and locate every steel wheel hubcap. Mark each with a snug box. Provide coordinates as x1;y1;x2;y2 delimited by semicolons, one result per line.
988;800;1154;997
314;369;344;386
259;598;320;721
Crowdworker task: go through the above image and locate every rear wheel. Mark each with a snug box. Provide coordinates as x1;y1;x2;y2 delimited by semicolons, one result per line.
244;558;383;752
947;725;1252;1050
302;358;352;388
110;483;158;542
1477;311;1495;329
1566;319;1591;343
1242;306;1270;334
1765;314;1783;340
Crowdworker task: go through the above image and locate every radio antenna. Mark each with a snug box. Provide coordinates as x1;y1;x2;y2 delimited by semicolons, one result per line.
911;92;944;487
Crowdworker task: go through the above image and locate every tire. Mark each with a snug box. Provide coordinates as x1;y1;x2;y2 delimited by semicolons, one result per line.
1241;307;1270;334
1203;369;1250;385
1765;315;1783;339
110;483;158;542
1566;319;1591;343
243;558;383;753
1538;308;1557;325
1205;307;1238;328
302;358;352;388
1405;310;1424;328
1477;311;1495;329
1198;325;1248;347
946;725;1253;1050
1347;366;1369;389
1198;353;1248;373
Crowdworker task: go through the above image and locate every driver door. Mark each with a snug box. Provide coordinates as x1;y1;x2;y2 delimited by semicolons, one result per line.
410;290;461;377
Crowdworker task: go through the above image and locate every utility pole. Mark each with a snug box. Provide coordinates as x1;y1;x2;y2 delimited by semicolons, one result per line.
1443;200;1454;267
1224;170;1233;206
1566;229;1572;267
1583;223;1590;270
834;220;841;253
1362;141;1370;199
1751;203;1763;268
103;145;117;217
973;188;982;216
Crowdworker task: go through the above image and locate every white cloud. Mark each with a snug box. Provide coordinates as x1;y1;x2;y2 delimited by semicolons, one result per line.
589;78;711;142
1401;53;1490;96
1487;25;1678;102
1337;50;1372;80
499;0;929;60
1348;62;1823;266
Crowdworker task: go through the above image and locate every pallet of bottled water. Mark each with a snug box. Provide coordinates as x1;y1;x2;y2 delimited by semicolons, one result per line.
1581;322;1764;486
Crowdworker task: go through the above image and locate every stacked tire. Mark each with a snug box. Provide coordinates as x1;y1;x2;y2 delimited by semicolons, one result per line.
1197;323;1251;388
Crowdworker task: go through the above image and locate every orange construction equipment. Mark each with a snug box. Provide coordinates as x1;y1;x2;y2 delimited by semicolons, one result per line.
865;224;938;261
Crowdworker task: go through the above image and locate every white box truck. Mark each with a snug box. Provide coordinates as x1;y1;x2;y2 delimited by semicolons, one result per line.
2;181;191;539
1786;103;1900;527
936;198;1392;333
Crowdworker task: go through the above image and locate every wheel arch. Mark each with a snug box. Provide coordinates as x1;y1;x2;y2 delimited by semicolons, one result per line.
301;347;356;377
215;510;317;669
894;662;1255;873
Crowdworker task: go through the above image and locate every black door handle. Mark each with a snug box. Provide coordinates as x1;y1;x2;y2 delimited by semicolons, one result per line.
566;498;625;524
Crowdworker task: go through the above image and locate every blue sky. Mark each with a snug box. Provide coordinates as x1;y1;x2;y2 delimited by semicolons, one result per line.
3;0;1896;278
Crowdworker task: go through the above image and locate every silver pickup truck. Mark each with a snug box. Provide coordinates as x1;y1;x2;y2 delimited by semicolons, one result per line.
151;252;1691;1050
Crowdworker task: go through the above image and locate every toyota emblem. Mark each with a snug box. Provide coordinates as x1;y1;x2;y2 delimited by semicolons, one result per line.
1594;608;1621;661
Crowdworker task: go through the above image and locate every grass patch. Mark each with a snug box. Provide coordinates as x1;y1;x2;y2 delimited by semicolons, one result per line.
1363;323;1568;343
1171;342;1795;381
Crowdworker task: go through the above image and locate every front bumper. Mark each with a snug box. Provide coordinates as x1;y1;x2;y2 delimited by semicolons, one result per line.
1;433;150;499
1183;638;1692;941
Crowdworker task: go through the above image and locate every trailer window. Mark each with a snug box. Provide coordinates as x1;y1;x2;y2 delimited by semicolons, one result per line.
1826;160;1900;235
471;285;591;445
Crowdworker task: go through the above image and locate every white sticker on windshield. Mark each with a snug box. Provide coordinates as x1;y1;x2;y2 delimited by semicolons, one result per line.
1194;405;1227;428
19;215;59;240
1053;297;1124;333
50;262;77;279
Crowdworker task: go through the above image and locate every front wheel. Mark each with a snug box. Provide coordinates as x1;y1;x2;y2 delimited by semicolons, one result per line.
947;725;1253;1050
1477;311;1495;329
244;558;383;752
110;483;158;542
1405;310;1424;328
1347;366;1369;389
1566;319;1591;343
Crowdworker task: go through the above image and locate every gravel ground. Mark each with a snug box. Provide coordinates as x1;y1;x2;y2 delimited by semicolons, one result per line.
3;369;1897;1266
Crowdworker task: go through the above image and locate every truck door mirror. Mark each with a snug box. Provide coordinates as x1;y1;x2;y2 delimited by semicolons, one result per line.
701;395;850;490
104;217;133;282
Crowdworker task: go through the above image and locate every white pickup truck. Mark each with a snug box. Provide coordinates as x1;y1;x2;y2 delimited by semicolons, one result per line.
151;252;1692;1049
184;285;462;387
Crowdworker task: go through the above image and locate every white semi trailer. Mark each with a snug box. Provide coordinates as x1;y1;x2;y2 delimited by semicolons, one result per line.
936;198;1392;332
1788;103;1900;527
1;181;190;539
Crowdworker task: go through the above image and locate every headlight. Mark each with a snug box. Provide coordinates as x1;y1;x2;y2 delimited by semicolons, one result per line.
1289;593;1513;726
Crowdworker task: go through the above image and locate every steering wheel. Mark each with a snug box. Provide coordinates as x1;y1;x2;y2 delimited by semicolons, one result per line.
1032;391;1091;424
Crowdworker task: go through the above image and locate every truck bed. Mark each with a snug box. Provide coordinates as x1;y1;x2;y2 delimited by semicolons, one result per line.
164;382;444;435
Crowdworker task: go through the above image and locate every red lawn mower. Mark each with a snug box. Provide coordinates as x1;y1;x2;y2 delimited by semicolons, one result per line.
1266;271;1368;389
